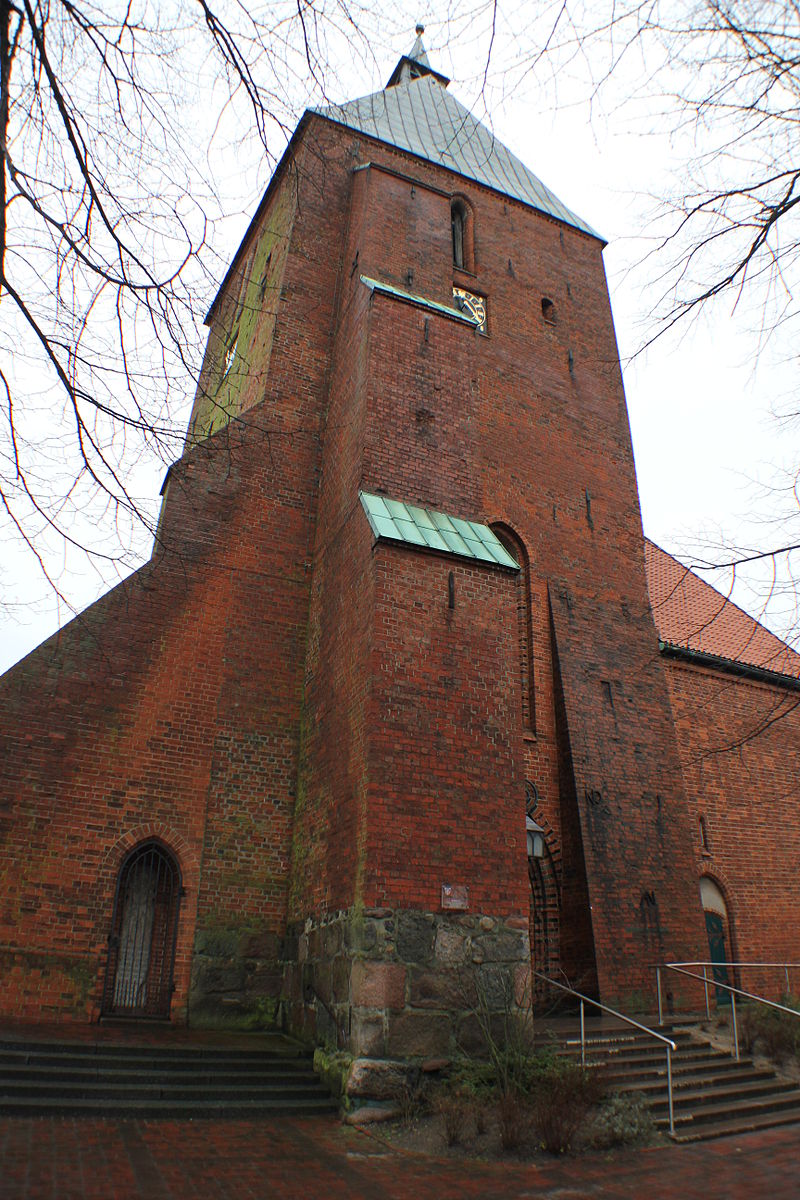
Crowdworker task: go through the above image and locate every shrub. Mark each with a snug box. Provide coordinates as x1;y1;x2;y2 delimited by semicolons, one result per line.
433;1088;473;1147
398;1075;428;1126
496;1090;530;1150
588;1092;656;1149
530;1052;606;1154
739;997;800;1064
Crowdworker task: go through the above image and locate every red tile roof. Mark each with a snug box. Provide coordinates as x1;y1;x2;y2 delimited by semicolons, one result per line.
644;540;800;679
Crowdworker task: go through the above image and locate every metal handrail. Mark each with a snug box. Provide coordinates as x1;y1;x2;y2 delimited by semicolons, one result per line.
666;962;799;996
533;969;678;1136
656;962;800;1063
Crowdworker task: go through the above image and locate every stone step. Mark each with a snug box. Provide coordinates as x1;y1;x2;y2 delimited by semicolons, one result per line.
0;1038;302;1062
555;1023;800;1142
556;1027;695;1046
0;1080;334;1102
637;1074;798;1110
0;1033;336;1119
0;1070;319;1089
605;1062;772;1090
0;1095;339;1118
601;1053;755;1082
0;1049;312;1073
656;1088;800;1129
565;1042;724;1066
670;1107;800;1144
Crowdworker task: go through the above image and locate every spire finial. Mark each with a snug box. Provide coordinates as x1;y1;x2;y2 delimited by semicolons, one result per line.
385;24;448;89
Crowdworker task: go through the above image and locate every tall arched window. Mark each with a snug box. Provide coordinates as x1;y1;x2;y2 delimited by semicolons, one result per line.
451;200;466;268
102;841;182;1018
451;196;476;273
492;523;535;733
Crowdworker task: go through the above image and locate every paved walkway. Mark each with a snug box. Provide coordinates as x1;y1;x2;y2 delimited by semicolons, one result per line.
1;1115;799;1199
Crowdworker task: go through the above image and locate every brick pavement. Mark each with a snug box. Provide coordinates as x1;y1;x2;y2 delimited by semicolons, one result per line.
1;1115;799;1200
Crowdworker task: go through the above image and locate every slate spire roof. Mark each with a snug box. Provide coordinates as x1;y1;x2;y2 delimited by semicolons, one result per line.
314;32;597;239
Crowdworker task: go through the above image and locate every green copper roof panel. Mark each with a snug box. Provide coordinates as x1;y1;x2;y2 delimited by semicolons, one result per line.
361;275;479;325
360;492;519;570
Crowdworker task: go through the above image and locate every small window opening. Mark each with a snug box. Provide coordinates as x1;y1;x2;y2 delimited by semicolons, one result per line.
222;331;239;379
452;202;466;269
541;297;556;324
699;815;711;853
258;253;272;302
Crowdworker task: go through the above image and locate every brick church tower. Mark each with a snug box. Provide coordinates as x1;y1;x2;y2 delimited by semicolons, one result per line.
0;33;707;1056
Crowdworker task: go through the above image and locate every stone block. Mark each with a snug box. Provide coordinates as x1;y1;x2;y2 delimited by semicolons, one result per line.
408;966;457;1009
193;929;238;959
350;1010;385;1057
396;911;435;963
346;1058;411;1101
476;930;526;962
322;922;343;957
351;960;406;1010
477;964;513;1009
192;963;245;997
455;1012;483;1056
311;961;333;1005
331;955;350;1003
514;962;532;1008
434;925;468;965
243;965;282;997
386;1012;451;1058
345;916;378;955
239;929;280;960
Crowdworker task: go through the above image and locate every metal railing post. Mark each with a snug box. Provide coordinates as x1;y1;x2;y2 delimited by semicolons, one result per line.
785;966;791;996
656;966;663;1025
666;1045;674;1137
731;992;739;1061
703;965;710;1019
580;998;585;1067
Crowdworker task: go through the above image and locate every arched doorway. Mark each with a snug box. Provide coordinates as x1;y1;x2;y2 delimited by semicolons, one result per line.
102;841;182;1018
701;876;732;1006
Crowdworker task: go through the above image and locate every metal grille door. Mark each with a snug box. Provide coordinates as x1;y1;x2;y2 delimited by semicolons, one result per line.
103;843;181;1018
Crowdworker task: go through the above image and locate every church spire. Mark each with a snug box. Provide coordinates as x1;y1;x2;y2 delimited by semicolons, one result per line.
385;25;450;89
408;25;431;69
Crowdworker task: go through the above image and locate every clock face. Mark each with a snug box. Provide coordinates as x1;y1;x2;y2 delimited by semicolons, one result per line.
453;286;487;333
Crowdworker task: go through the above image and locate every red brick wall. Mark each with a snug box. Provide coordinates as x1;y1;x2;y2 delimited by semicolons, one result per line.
365;545;528;916
662;659;800;1000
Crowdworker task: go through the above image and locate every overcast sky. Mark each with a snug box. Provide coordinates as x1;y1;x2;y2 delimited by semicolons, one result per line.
1;4;797;674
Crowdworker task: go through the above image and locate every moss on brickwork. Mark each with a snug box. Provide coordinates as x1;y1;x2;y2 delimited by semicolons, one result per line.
313;1047;352;1101
0;949;97;1016
190;182;297;441
189;914;284;1031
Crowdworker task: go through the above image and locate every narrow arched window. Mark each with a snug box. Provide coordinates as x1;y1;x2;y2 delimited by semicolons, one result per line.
451;201;466;269
492;524;535;733
699;815;711;853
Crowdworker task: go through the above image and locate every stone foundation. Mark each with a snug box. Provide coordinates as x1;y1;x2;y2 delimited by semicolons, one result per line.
282;906;531;1082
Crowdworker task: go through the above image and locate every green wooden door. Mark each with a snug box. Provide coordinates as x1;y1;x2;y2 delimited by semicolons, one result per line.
705;909;731;1006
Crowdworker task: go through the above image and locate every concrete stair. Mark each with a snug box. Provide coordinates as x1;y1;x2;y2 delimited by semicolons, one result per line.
559;1023;800;1142
0;1033;338;1118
